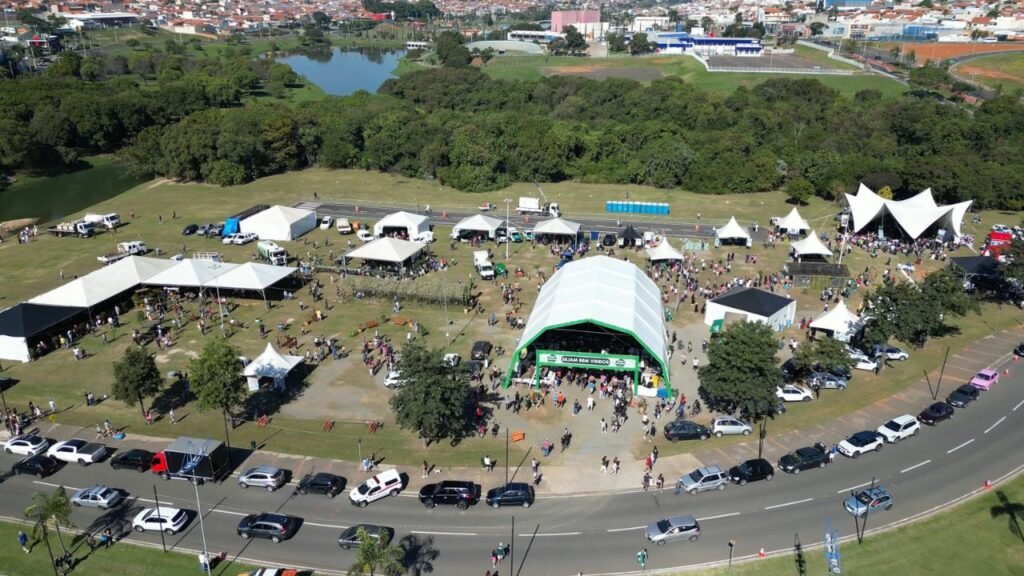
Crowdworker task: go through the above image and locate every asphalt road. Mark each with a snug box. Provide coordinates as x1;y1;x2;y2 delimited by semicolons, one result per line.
1;350;1020;575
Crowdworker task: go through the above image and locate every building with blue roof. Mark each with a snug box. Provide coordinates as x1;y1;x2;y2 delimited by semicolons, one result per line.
649;32;764;56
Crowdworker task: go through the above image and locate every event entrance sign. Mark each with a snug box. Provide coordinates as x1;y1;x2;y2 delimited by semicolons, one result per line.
535;350;641;391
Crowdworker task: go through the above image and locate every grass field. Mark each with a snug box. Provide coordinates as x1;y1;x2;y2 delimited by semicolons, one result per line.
957;52;1024;91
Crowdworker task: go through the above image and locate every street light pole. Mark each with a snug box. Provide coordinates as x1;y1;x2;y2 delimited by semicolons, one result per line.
504;198;511;261
728;539;736;572
192;476;210;572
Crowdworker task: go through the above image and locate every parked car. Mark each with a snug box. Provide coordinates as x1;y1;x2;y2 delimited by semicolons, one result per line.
602;233;617;247
356;229;374;242
728;458;775;485
239;465;288;492
223;232;257;245
837;431;884;458
970;369;1000;391
337;524;395;550
110;449;154;472
876;414;920;443
946;384;980;408
872;345;909;361
645;515;701;546
383;370;405;389
711;417;752;438
485;482;535;509
294;472;345;498
848;350;878;371
418;480;480;509
776;384;814;403
471;340;492;360
442;353;461;367
508;227;524;243
132;507;189;534
72;485;124;509
663;419;711;442
678;465;728;495
844;486;893;517
919;401;955;425
778;444;829;474
320;216;334;230
809;368;850;390
12;455;60;478
46;439;107;465
780;358;799;383
1015;342;1024;357
237;512;301;543
181;224;199;235
349;468;403;507
3;434;49;456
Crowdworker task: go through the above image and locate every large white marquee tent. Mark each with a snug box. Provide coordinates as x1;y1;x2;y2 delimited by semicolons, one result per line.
374;211;431;239
28;256;177;309
776;207;810;235
240;205;317;241
144;259;240;289
790;231;833;261
243;343;304;391
809;300;863;342
532;217;581;238
451;214;504;240
346;237;425;264
845;184;972;240
714;217;752;247
645;240;685;262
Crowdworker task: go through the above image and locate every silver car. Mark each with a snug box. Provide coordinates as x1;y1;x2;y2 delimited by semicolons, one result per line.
645;515;701;546
711;417;752;437
72;485;124;509
239;465;288;492
678;465;728;495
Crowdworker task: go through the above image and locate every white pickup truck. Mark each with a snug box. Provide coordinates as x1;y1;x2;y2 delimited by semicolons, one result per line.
474;250;495;280
46;439;108;466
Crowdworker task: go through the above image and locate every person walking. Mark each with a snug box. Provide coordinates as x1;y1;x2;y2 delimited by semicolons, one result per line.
48;399;56;414
18;530;29;553
422;460;429;478
169;408;177;424
636;548;648;570
600;456;608;474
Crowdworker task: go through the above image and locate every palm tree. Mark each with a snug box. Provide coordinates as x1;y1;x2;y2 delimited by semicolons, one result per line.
991;491;1024;544
349;527;405;576
25;486;75;558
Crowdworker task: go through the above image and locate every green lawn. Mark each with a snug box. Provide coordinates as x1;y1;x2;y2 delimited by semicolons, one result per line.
791;44;859;70
958;52;1024;91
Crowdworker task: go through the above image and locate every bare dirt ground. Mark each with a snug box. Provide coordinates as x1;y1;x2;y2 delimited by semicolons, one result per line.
542;65;663;81
880;42;1024;61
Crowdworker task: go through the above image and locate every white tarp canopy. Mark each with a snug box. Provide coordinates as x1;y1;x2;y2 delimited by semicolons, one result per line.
776;207;810;235
645;239;685;262
532;217;581;237
374;211;431;239
791;231;833;260
452;214;504;239
144;259;239;288
240;205;317;241
243;343;303;391
714;217;752;246
845;183;972;240
809;300;862;342
207;262;296;291
346;237;424;264
29;256;177;308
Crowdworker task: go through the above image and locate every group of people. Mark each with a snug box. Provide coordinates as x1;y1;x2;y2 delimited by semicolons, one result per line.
3;399;55;436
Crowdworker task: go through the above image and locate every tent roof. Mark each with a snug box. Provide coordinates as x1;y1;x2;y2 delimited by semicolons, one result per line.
791;231;833;258
950;255;1002;278
29;256;176;308
376;211;429;229
777;207;810;232
207;262;296;291
715;217;751;240
645;239;685;261
243;343;303;378
346;237;425;263
518;256;667;371
533;217;581;237
621;225;642;241
0;303;85;338
241;205;315;226
809;300;862;334
144;259;239;288
845;184;973;240
710;287;793;317
452;214;503;234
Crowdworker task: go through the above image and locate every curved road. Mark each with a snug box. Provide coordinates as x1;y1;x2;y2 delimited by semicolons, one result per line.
1;350;1020;575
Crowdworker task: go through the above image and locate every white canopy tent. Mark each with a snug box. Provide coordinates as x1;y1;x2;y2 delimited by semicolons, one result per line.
243;343;304;391
645;239;685;262
240;205;317;241
346;237;425;264
714;217;752;247
207;262;296;305
374;211;431;239
790;231;833;261
776;207;810;235
532;218;581;238
29;256;177;309
809;300;863;342
144;259;239;289
845;184;972;240
451;214;504;240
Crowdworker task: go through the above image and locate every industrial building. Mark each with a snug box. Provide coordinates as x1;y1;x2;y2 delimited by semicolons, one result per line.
651;32;764;56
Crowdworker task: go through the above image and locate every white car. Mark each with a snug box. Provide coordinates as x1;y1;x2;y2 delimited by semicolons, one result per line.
46;439;108;465
412;231;435;244
3;434;49;456
776;385;814;403
442;353;461;367
874;346;909;361
231;232;257;245
849;351;878;371
356;229;374;242
349;468;403;507
710;417;752;438
837;431;884;458
132;507;189;535
320;215;334;230
876;414;920;443
383;371;405;389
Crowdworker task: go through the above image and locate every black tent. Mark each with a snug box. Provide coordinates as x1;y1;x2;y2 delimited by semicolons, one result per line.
621;225;642;242
950;256;1002;280
0;303;85;338
711;287;793;318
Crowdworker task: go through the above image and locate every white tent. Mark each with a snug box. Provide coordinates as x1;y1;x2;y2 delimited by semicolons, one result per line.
809;300;862;342
144;259;238;288
29;256;176;308
532;217;581;238
790;231;833;260
451;214;504;240
243;343;304;391
207;263;296;291
645;239;685;262
240;205;317;241
705;287;795;331
374;211;431;240
346;237;425;264
714;217;752;247
776;207;810;235
845;183;972;240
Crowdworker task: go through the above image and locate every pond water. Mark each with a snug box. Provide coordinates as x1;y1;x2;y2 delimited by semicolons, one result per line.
0;160;148;224
276;47;406;95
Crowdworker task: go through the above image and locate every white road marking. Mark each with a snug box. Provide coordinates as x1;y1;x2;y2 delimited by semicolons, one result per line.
518;532;581;537
836;481;874;494
947;439;974;454
303;521;349;529
696;512;740;521
764;498;813;510
33;481;73;489
901;459;931;474
1014;399;1024;412
410;530;478;536
607;526;645;533
985;417;1006;434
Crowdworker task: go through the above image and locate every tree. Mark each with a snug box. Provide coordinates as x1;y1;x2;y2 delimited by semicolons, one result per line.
889;45;902;59
605;32;626;53
863;280;942;347
629;33;656;56
809;22;826;36
389;342;475;443
667;9;680;24
700;17;715;32
312;11;332;28
786;177;814;205
435;31;471;68
697;321;782;419
189;337;247;445
921;267;979;318
562;25;588;56
348;526;405;575
25;486;74;561
46;52;82;78
792;336;852;377
112;346;164;420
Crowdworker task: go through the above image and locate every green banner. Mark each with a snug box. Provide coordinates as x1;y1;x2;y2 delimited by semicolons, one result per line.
536;350;638;371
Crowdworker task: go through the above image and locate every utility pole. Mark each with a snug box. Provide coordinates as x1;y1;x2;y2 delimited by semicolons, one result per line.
504;198;511;261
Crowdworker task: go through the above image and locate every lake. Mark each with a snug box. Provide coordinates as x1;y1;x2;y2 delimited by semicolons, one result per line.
276;48;406;96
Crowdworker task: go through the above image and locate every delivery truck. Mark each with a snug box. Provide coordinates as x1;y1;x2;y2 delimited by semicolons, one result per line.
257;240;288;266
151;436;231;482
47;219;95;238
97;241;146;264
518;197;560;217
83;213;122;230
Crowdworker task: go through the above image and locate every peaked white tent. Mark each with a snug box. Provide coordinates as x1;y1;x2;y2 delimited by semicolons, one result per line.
809;300;863;342
791;231;833;260
207;262;296;298
144;259;239;288
714;217;752;247
243;343;304;391
346;237;425;264
845;183;972;240
451;214;504;240
29;256;177;309
645;239;685;262
240;205;317;241
374;211;431;239
776;207;810;235
532;217;581;238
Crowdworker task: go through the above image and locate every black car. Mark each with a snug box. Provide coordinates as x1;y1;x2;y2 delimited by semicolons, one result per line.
237;512;301;543
466;360;484;379
13;455;60;478
602;233;617;247
728;458;775;485
663;419;710;442
110;449;154;472
471;341;492;361
946;384;980;408
780;359;798;383
919;402;954;425
181;224;198;235
418;480;480;510
337;524;395;550
295;472;345;498
778;443;829;474
485;482;535;509
1015;342;1024;357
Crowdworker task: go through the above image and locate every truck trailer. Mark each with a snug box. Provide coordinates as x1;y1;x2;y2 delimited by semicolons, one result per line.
151;436;231;482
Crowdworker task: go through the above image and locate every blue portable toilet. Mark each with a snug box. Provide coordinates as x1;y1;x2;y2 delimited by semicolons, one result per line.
590;230;599;241
605;201;612;213
643;202;653;214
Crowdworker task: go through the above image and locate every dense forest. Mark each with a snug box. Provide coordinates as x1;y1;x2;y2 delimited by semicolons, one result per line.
2;50;1024;209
